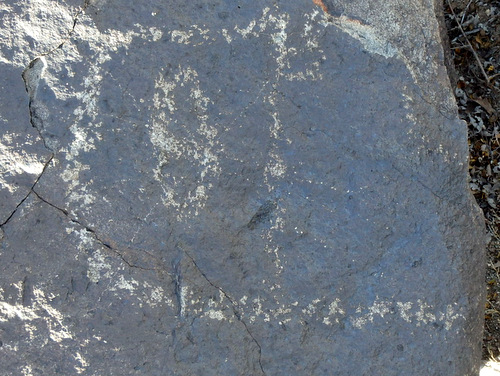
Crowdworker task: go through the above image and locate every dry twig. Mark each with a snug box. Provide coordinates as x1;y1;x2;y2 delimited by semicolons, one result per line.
447;0;491;84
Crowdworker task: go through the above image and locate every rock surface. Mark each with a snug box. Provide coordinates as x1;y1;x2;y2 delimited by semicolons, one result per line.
0;0;486;375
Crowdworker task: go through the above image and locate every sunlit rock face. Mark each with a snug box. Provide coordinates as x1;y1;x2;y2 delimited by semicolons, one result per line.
0;1;485;375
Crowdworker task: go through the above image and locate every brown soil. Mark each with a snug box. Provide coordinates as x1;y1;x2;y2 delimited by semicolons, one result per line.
443;0;500;361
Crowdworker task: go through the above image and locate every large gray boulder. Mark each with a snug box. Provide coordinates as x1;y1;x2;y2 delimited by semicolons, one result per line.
0;0;485;375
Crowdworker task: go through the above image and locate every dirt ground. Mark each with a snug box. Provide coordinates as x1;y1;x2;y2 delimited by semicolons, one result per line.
443;0;500;361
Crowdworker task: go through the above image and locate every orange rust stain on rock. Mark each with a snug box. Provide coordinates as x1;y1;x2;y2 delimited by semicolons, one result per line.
312;0;329;13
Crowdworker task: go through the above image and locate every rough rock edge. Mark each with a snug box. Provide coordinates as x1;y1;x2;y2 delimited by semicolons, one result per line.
1;1;483;374
435;1;487;372
434;0;460;90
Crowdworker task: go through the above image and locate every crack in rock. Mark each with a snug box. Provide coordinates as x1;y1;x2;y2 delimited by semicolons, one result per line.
391;164;446;201
26;188;157;272
21;56;51;151
182;250;267;376
15;0;150;271
18;0;157;271
172;257;186;317
40;0;90;57
21;0;90;151
0;154;53;228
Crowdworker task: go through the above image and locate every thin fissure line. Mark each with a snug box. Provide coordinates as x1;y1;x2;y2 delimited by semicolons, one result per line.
182;250;266;376
41;0;90;57
31;189;156;271
0;154;53;227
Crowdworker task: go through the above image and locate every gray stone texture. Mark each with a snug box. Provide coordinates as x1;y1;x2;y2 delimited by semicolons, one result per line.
0;0;486;375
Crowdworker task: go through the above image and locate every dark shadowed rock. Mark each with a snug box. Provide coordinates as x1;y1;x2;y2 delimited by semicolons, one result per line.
0;0;485;375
